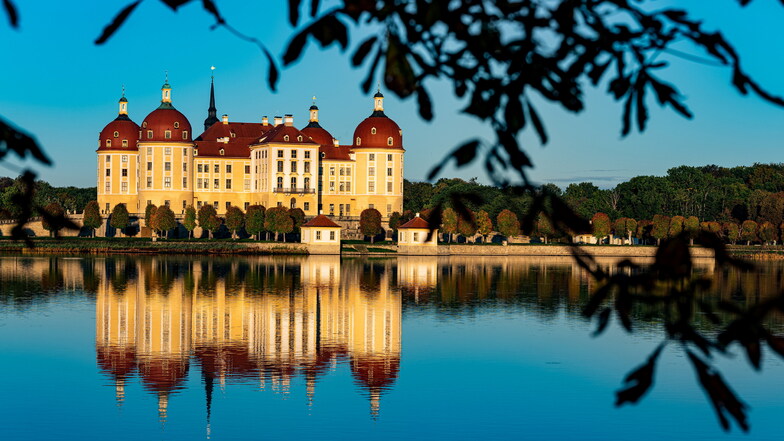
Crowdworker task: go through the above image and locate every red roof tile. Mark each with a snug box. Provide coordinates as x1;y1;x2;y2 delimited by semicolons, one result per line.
301;123;334;146
195;122;272;158
141;107;192;142
303;214;341;228
98;117;140;151
254;124;319;145
320;144;353;161
353;115;404;150
398;216;431;229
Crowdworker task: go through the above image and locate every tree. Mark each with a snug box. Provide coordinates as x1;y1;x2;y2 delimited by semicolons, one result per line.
457;211;478;243
245;205;266;240
359;208;383;243
265;206;293;241
741;220;758;245
82;201;102;237
152;205;176;239
475;210;493;243
591;213;611;244
288;207;305;237
613;217;637;245
636;219;652;245
684;216;700;245
651;215;671;246
668;216;685;238
496;209;521;239
144;204;157;232
724;222;740;245
225;206;245;239
41;202;65;237
110;203;129;237
441;207;458;243
535;213;554;244
759;221;776;245
198;204;221;239
700;221;722;237
388;211;402;240
183;205;197;239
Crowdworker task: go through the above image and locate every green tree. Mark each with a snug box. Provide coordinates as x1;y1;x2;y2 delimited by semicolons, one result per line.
457;211;478;243
82;200;102;237
591;213;611;244
724;222;740;245
668;216;685;238
183;205;197;239
651;215;671;246
741;220;758;245
265;206;293;242
110;203;129;237
152;205;176;239
636;219;653;245
613;217;637;244
700;221;722;237
144;204;157;232
475;210;493;243
441;207;458;243
225;206;245;239
535;213;554;244
198;204;221;239
388;211;402;240
759;221;777;245
245;205;266;240
359;208;383;243
684;216;700;245
496;209;521;239
41;202;65;237
289;208;306;236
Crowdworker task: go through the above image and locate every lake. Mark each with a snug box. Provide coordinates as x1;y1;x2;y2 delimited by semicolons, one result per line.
0;254;782;440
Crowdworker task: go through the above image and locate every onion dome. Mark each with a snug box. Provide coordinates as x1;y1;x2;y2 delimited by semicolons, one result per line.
98;94;140;151
352;91;403;149
140;81;193;142
301;103;336;146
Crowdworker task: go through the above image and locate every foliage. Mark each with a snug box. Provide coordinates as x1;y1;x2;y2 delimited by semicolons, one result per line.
651;215;671;243
700;221;722;236
457;211;478;241
534;213;555;244
636;219;653;243
475;210;493;240
759;221;776;244
225;206;245;238
152;205;176;238
110;204;129;236
684;216;700;239
41;202;65;234
440;207;458;243
82;201;102;236
740;220;758;244
668;216;685;238
288;208;305;233
591;213;611;241
359;208;383;243
183;205;197;238
144;204;157;228
265;206;293;241
198;204;221;238
724;222;740;245
245;205;266;240
613;217;637;242
388;211;402;235
496;209;521;239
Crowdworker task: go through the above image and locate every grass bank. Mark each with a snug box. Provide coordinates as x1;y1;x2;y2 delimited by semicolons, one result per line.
0;237;307;255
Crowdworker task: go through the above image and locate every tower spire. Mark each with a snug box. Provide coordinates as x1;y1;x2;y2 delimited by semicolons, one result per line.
117;85;129;120
204;66;219;131
159;72;173;108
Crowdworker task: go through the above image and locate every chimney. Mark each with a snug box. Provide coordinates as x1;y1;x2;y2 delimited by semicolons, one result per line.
222;114;228;124
333;139;339;147
284;114;294;127
274;116;283;126
262;116;269;126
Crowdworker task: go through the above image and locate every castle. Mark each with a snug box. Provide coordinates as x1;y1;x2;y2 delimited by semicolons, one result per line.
96;75;404;219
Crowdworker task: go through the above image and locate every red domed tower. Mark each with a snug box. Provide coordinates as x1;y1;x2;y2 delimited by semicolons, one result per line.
137;78;195;214
351;91;405;217
97;92;141;215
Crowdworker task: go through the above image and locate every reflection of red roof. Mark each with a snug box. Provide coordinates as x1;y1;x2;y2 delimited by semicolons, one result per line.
303;214;341;228
194;344;257;378
98;117;140;151
353;115;403;149
96;344;137;378
398;216;430;229
351;355;400;390
138;356;189;393
195;122;271;158
320;144;353;161
254;125;319;145
141;107;192;142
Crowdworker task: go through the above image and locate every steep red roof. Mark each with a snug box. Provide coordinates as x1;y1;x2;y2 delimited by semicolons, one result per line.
320;144;353;161
195;121;271;158
303;214;341;228
353;115;403;150
301;123;334;146
98;117;140;151
398;216;431;229
141;107;192;142
254;124;319;145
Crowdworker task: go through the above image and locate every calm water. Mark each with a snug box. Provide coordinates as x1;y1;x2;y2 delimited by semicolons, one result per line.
0;254;783;440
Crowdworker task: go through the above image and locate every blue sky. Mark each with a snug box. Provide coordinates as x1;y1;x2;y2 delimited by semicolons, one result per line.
1;0;783;189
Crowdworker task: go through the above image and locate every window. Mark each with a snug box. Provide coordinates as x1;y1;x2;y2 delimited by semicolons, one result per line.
146;177;152;188
147;162;152;171
369;167;375;177
197;178;202;189
244;202;249;210
339;204;344;215
121;182;128;192
303;177;310;189
346;168;351;176
329;231;335;241
105;182;110;192
197;201;202;208
183;149;188;157
387;137;394;146
303;202;310;211
214;164;219;173
122;140;128;147
339;167;344;176
105;203;110;212
414;232;420;242
304;151;310;159
182;177;187;188
304;162;310;173
164;162;171;171
387;204;392;215
182;131;188;139
106;140;111;147
226;164;232;173
368;181;375;193
197;164;203;173
122;168;128;177
297;135;303;142
214;201;219;209
329;204;334;215
345;182;351;192
369;153;375;161
164;177;171;188
245;165;250;174
214;179;219;189
339;182;345;192
113;131;119;138
371;127;376;134
244;179;250;191
316;231;322;240
147;130;153;139
226;202;231;209
387;167;393;176
283;135;289;141
291;150;297;158
164;130;171;139
226;179;232;189
387;182;393;193
329;167;335;176
105;156;110;163
277;161;284;172
120;155;127;163
183;163;187;172
165;147;171;155
388;154;393;162
356;137;361;145
183;200;187;209
291;161;297;173
147;147;152;155
277;150;284;158
219;148;225;156
106;169;111;176
174;122;180;129
290;197;296;209
329;182;335;192
345;204;350;215
290;177;297;188
276;177;283;189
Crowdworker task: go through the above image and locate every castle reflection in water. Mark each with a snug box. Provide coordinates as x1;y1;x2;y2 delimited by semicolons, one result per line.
2;254;783;422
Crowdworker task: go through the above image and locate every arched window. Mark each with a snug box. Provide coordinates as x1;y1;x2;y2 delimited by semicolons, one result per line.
122;140;128;147
174;122;180;128
290;198;296;209
284;135;290;141
142;122;147;128
371;127;376;134
297;135;303;142
147;130;153;139
164;130;172;139
219;149;225;156
387;137;394;146
356;137;361;145
105;140;111;147
276;177;283;189
290;176;297;189
113;131;119;138
182;131;188;139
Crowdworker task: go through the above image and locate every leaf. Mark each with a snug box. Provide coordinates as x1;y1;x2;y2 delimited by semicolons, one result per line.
309;15;348;49
451;139;481;167
635;74;648;132
352;36;378;67
0;116;51;165
94;0;142;45
309;0;319;17
621;89;634;137
3;0;18;28
384;35;417;98
526;101;548;144
616;344;664;406
161;0;191;10
288;0;300;26
262;46;279;91
593;308;612;336
201;0;223;23
416;86;433;121
361;48;383;93
504;96;525;133
687;351;749;432
283;29;309;66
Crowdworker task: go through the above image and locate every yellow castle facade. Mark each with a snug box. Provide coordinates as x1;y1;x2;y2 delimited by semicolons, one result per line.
96;78;405;219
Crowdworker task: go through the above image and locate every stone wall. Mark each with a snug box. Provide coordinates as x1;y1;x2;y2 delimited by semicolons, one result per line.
396;244;715;258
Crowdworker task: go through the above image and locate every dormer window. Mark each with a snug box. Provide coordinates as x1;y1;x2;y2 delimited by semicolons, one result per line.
371;127;376;135
165;130;172;139
142;122;147;128
220;148;225;156
194;150;198;157
387;137;394;146
356;137;361;145
297;135;303;142
284;135;290;141
182;131;188;139
122;140;128;147
113;131;119;138
147;130;153;139
174;122;180;129
105;140;111;147
321;152;326;158
230;132;236;138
